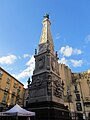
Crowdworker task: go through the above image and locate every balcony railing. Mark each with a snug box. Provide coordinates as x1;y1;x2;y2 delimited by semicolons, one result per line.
12;92;16;96
84;97;90;102
74;90;79;93
5;88;9;92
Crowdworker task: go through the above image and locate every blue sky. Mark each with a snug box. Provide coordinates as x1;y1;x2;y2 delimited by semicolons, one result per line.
0;0;90;87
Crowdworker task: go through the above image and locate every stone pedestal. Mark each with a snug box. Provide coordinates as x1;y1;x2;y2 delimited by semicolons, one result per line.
28;101;71;120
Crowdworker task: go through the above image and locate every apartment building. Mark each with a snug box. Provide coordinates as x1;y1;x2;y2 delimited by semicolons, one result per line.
59;63;90;119
0;67;25;111
72;70;90;119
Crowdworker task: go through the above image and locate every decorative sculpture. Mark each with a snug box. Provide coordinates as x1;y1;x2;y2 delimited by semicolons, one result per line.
43;13;49;19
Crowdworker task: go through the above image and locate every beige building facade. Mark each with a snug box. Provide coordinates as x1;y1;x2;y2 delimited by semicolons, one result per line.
0;67;25;110
59;63;72;95
59;64;90;119
59;64;74;113
71;70;90;119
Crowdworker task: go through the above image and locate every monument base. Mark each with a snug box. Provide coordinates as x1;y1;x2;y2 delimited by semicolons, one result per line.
28;101;72;120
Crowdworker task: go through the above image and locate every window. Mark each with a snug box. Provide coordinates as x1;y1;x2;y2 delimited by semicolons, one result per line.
74;84;79;93
76;94;81;101
2;92;7;102
75;85;78;90
17;87;20;96
5;83;9;91
7;76;11;84
12;88;16;95
13;82;17;88
0;70;3;78
76;102;82;111
11;95;14;105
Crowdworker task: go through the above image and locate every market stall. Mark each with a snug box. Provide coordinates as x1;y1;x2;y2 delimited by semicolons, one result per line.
0;104;35;120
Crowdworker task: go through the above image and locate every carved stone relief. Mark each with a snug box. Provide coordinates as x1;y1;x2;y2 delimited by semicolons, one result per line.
46;55;50;70
53;79;63;98
51;58;56;71
38;56;45;70
35;77;42;86
47;74;52;95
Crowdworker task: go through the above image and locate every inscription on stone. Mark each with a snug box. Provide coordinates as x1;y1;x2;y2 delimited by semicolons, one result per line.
30;88;46;98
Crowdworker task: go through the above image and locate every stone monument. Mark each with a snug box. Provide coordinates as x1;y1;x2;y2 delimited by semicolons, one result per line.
28;14;71;120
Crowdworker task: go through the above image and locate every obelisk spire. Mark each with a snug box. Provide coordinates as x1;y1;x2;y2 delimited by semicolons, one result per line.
39;14;54;54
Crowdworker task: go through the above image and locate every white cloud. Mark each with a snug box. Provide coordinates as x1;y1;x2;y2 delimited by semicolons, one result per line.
26;55;34;66
58;57;68;66
58;57;83;68
14;55;35;80
73;49;82;54
23;54;30;58
0;55;17;65
60;45;82;57
85;35;90;42
60;46;73;57
70;59;83;67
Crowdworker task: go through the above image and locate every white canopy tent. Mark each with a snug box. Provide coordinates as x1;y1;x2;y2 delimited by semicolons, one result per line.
0;104;35;120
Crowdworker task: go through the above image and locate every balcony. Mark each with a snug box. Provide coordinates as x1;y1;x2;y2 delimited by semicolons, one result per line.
5;88;9;92
75;94;81;101
75;98;81;101
84;97;90;106
74;90;79;93
64;95;72;102
12;92;16;96
2;100;6;104
76;102;82;111
13;83;18;88
85;97;90;101
17;94;20;98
